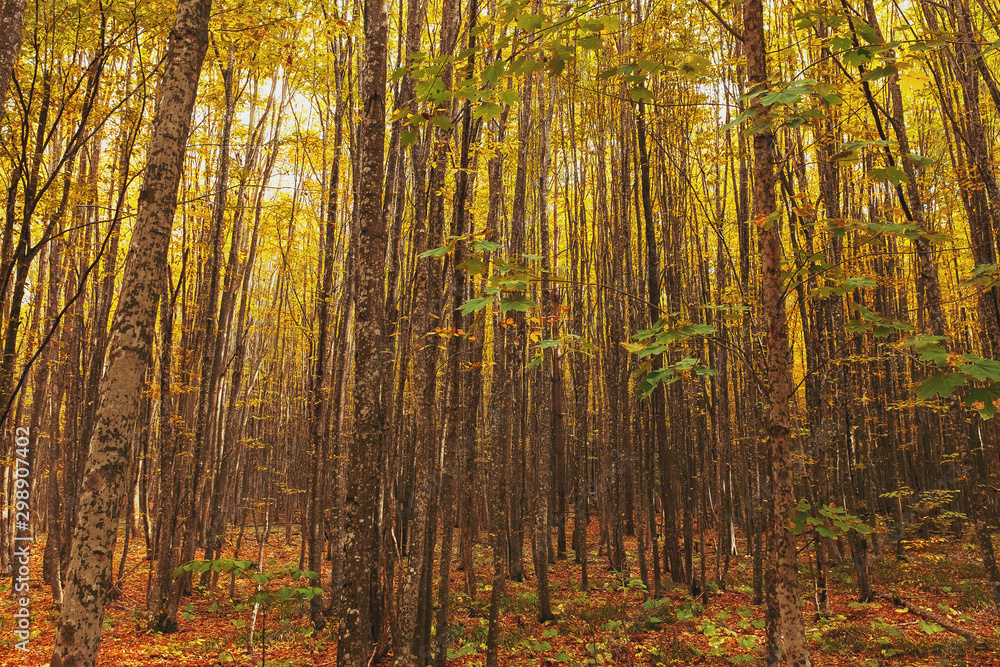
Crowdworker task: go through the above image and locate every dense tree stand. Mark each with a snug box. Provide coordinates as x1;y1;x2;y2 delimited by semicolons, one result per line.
0;0;997;664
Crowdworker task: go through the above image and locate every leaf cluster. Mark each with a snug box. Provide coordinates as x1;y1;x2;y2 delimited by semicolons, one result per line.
790;499;873;539
901;336;1000;418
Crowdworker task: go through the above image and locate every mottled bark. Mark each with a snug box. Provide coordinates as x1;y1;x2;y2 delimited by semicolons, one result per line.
484;110;510;667
533;75;556;624
50;0;212;663
0;0;26;118
744;0;810;664
338;0;388;660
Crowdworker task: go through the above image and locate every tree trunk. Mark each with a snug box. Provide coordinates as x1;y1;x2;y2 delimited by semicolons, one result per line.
50;0;212;662
744;0;810;664
338;0;388;659
306;48;346;630
0;0;26;118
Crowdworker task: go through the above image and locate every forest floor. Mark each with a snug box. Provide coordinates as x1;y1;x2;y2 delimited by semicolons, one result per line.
2;519;999;666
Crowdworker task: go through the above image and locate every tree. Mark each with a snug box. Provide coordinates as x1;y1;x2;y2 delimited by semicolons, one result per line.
0;0;26;116
337;0;389;661
50;0;213;662
744;0;810;664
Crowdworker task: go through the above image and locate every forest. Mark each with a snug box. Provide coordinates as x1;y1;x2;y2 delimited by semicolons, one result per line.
1;0;1000;664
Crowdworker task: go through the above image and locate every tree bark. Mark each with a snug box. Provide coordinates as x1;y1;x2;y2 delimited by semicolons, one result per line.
0;0;26;118
50;0;212;662
744;0;810;664
338;0;388;660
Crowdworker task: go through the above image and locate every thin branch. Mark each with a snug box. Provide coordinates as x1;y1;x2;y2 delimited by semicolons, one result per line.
0;213;117;428
697;0;743;42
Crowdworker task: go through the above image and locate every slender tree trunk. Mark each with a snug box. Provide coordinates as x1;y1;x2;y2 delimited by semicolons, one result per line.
506;62;533;586
484;108;510;667
395;0;459;661
50;0;212;662
148;267;185;632
199;55;240;582
338;0;388;659
533;75;556;624
0;0;26;118
744;0;809;664
305;51;346;630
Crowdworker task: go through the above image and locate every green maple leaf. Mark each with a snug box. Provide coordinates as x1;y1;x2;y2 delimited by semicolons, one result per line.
459;295;493;316
916;372;967;400
500;294;535;313
960;354;1000;382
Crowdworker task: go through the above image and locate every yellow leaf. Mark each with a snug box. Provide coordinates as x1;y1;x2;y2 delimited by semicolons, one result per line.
898;70;929;94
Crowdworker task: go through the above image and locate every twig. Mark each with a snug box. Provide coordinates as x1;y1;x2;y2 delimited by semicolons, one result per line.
876;592;987;646
696;0;743;42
